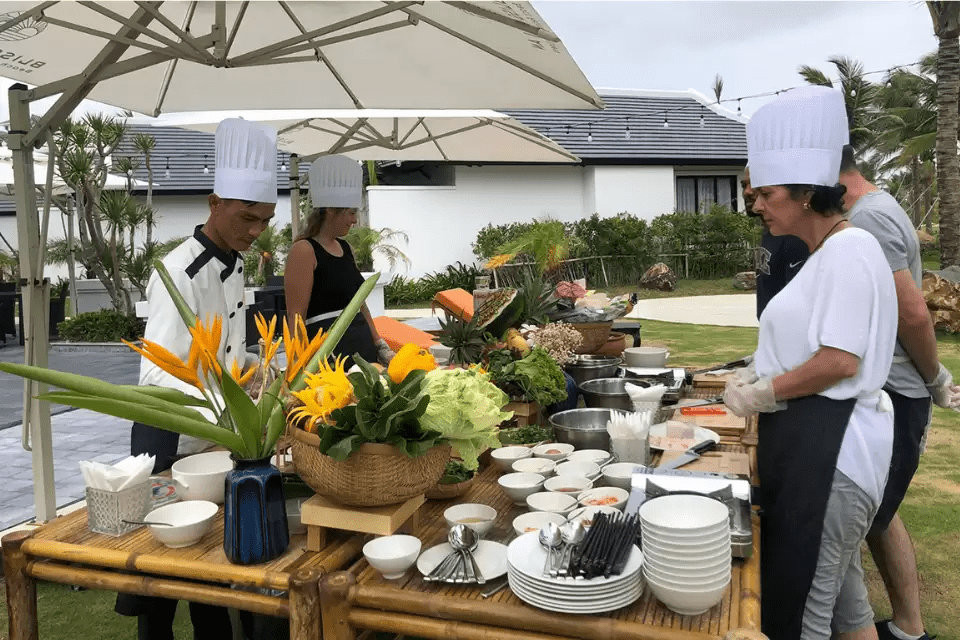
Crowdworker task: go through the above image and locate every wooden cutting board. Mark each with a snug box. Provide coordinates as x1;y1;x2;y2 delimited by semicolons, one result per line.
692;371;737;388
671;404;746;432
659;450;751;477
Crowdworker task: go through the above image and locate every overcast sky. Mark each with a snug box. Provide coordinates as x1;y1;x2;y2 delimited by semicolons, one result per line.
0;1;940;122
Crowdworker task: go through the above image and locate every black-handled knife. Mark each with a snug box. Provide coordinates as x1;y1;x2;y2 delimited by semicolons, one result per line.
656;438;718;471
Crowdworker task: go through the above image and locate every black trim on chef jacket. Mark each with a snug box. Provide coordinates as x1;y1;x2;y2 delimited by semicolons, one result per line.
184;225;240;282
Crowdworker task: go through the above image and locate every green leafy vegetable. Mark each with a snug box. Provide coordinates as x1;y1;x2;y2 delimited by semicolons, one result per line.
439;460;475;484
486;347;567;406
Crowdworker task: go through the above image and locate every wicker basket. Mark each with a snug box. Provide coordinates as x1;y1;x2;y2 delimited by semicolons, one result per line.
290;427;451;507
425;475;477;500
571;321;614;354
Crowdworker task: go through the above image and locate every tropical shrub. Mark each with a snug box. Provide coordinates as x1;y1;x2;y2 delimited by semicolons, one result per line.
58;309;144;342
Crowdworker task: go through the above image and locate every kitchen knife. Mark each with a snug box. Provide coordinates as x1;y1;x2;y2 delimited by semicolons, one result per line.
656;439;718;471
684;358;750;383
675;395;724;409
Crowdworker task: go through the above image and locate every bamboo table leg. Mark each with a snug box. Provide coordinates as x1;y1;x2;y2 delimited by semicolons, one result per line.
290;567;322;640
3;531;38;640
319;572;356;640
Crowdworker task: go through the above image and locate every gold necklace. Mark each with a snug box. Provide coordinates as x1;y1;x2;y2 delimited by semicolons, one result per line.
812;219;846;253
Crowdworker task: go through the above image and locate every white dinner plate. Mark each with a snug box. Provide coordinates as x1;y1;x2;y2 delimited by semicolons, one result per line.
416;540;508;583
509;573;644;613
647;423;720;451
507;532;643;587
507;567;641;598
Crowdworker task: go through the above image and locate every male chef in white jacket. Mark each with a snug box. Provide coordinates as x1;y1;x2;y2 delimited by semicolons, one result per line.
116;118;277;640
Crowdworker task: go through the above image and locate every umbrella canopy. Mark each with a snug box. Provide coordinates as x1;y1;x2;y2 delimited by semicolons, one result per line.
128;109;579;163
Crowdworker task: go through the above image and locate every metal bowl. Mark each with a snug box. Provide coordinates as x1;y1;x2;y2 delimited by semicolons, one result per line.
580;377;649;412
549;408;614;451
564;355;622;387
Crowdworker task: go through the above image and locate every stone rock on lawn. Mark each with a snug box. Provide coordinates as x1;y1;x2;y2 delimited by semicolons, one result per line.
640;263;677;292
733;271;757;291
922;270;960;333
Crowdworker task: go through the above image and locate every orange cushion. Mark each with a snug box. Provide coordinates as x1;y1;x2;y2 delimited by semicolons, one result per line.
372;316;439;351
432;288;474;322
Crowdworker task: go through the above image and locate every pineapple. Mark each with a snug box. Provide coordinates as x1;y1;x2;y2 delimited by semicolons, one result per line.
438;314;488;365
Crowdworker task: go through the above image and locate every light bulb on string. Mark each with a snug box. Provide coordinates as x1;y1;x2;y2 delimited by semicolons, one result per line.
625;124;631;140
565;125;570;136
700;106;705;128
737;99;742;117
280;154;287;172
164;157;170;180
662;115;669;129
203;154;209;175
587;124;592;143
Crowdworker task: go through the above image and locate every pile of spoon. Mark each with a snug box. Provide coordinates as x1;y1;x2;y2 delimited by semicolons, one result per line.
538;521;587;578
424;524;486;584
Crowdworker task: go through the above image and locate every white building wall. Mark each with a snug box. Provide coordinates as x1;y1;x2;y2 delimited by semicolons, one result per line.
590;166;675;220
367;165;586;279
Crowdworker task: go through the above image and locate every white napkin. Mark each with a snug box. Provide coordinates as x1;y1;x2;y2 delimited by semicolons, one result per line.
606;410;651;465
625;382;667;411
79;454;155;492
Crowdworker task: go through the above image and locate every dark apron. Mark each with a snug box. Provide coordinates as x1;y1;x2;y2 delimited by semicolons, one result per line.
309;312;377;365
757;394;856;640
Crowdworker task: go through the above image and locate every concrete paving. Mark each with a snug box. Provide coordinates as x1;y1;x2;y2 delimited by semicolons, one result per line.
0;296;757;532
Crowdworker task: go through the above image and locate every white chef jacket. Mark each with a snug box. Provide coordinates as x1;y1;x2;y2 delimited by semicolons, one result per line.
139;225;256;453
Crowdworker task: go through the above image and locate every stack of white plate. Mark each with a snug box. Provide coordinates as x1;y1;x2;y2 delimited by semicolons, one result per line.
506;532;644;614
638;494;732;616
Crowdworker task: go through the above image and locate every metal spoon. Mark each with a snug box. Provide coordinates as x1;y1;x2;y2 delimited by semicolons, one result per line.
450;524;485;584
121;519;174;527
555;521;586;577
538;522;563;576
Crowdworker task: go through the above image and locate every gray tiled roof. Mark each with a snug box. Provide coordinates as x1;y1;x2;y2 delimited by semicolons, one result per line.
503;91;747;164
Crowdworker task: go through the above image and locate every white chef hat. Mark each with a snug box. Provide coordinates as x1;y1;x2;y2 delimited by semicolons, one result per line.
310;155;362;209
747;85;850;188
213;118;278;204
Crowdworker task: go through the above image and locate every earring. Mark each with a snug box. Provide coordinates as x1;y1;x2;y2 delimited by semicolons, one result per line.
804;202;810;210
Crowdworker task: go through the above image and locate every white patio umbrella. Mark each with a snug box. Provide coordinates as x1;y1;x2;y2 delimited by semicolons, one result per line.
0;1;601;525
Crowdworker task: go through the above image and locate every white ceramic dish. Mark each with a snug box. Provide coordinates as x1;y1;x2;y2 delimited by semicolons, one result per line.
566;505;622;529
640;537;731;564
443;503;497;538
645;572;729;616
639;494;730;531
644;555;731;580
363;534;422;579
491;446;534;472
565;449;613;466
509;573;643;614
647;422;720;452
525;491;577;514
497;472;546;505
623;346;669;368
170;450;233;504
512;511;567;537
507;531;643;587
511;457;556;477
531;442;575;461
544;474;594;499
644;567;730;592
601;462;640;490
577;487;630;511
145;501;218;548
554;460;601;480
417;540;509;582
508;567;643;599
642;521;731;543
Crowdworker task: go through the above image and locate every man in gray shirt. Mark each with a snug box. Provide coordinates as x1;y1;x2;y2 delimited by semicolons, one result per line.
839;145;960;640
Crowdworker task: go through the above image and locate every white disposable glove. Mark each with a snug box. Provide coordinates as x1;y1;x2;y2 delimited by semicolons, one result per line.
733;360;759;385
723;376;784;416
376;339;396;366
927;363;960;410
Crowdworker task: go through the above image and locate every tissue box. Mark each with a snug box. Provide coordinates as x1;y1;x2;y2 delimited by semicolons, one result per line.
86;481;151;537
610;436;649;465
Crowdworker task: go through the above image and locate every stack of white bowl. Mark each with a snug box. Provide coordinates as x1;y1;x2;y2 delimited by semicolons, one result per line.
638;494;731;616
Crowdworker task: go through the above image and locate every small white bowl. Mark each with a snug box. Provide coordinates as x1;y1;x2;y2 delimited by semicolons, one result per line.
602;462;640;490
145;501;219;548
497;472;545;505
526;491;577;515
512;511;567;536
645;572;729;616
554;460;601;480
566;449;613;466
544;474;594;499
490;446;533;472
531;442;575;461
566;505;621;529
363;534;422;579
512;457;556;477
577;487;630;511
443;503;497;538
171;450;233;504
623;346;669;368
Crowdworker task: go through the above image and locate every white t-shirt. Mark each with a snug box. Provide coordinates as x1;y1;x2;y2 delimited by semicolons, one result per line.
755;227;897;504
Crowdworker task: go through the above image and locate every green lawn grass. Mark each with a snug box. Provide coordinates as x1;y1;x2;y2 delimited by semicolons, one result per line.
2;323;958;640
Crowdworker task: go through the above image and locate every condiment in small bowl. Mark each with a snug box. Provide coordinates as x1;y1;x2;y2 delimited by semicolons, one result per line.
566;505;622;529
443;503;497;538
577;487;630;511
543;474;594;500
531;442;574;461
512;511;567;537
511;457;556;477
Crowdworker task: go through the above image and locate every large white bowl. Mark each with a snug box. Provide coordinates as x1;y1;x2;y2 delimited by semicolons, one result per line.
565;449;613;466
511;457;556;477
641;538;731;564
639;494;730;532
512;511;567;536
623;346;669;368
491;446;533;472
171;450;233;504
645;568;730;593
601;462;641;490
544;474;594;499
644;555;731;580
525;491;578;515
642;525;731;550
443;503;497;538
497;472;545;505
646;572;729;616
554;460;601;480
145;501;219;548
363;534;422;579
577;487;630;511
531;442;575;461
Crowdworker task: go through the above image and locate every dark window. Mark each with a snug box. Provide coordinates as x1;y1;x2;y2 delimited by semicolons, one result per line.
374;162;455;187
676;176;737;213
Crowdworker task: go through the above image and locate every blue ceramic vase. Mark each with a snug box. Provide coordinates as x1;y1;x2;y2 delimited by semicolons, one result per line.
223;455;289;565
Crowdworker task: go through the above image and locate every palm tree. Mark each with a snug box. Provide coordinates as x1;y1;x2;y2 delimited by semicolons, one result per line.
344;226;411;273
798;55;880;155
132;132;157;245
927;1;960;266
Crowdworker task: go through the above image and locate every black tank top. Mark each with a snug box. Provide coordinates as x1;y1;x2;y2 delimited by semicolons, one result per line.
303;237;365;318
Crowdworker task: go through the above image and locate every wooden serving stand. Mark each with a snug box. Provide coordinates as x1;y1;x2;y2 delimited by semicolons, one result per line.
504;400;540;427
300;493;424;551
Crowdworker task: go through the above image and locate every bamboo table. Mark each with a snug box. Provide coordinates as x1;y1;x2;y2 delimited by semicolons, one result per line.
2;507;366;640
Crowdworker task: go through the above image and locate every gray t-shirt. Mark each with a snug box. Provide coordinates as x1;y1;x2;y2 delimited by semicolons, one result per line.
847;190;927;398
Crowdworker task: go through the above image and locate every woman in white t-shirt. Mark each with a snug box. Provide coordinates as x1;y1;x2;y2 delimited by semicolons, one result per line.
723;87;897;640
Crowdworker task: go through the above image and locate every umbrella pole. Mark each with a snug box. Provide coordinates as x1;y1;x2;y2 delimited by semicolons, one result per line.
290;154;300;239
8;84;57;523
